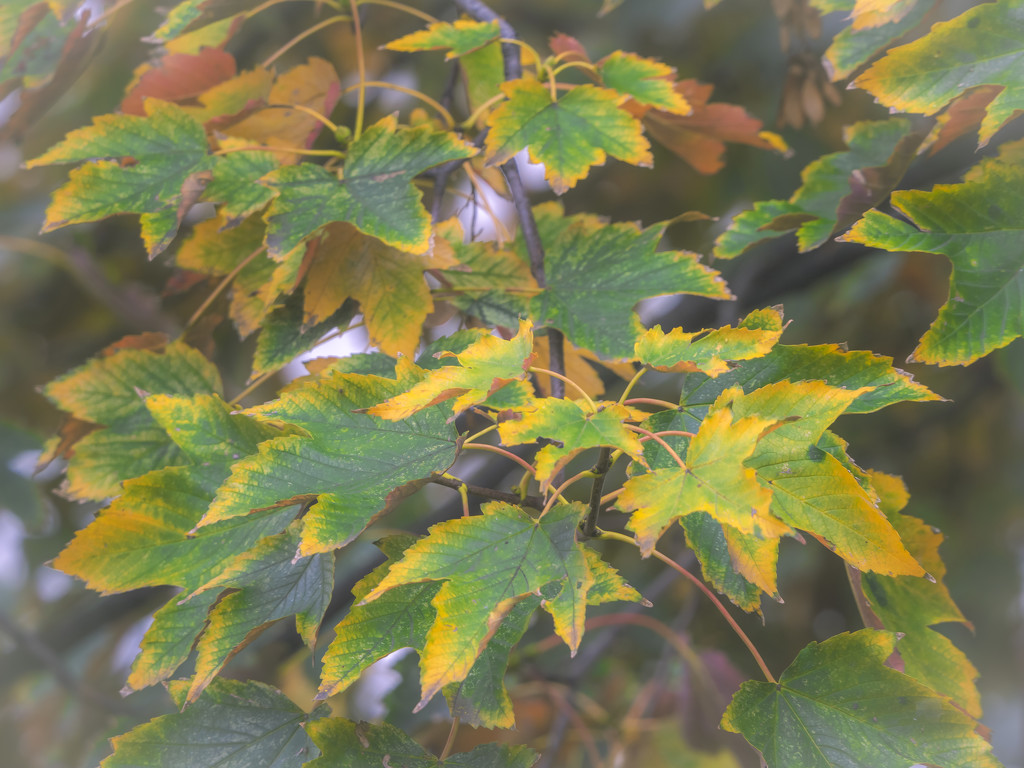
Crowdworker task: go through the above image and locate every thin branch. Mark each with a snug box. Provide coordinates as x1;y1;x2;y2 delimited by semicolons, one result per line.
428;473;543;509
582;447;612;538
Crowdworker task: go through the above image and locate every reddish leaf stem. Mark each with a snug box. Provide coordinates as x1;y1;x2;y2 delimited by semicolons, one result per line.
625;424;687;470
623;397;683;411
460;443;537;475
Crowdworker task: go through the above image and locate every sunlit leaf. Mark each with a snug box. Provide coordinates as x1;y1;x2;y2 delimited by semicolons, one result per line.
842;159;1024;365
27;100;214;257
103;678;328;768
597;50;690;114
855;1;1024;145
722;630;1000;768
262;115;477;256
714;118;919;257
369;320;534;420
485;79;651;194
305;718;538;768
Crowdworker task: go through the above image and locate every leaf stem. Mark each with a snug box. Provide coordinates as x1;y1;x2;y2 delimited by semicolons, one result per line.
262;15;351;67
598;529;776;683
184;246;267;331
625;424;686;470
440;716;460;760
461;443;537;475
550;60;599;78
623;397;680;411
617;367;647;405
541;469;595;516
495;37;544;72
212;144;344;158
339;80;456;128
263;103;340;133
350;0;368;140
460;91;507;128
461;423;499;444
529;367;595;410
429;473;544;509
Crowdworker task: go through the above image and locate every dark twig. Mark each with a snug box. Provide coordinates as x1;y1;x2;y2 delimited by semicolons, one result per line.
453;0;566;397
428;473;544;509
582;447;612;538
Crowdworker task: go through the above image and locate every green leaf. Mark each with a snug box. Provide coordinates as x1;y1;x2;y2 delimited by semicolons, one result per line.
305;718;538;768
201;369;460;555
678;341;941;418
28;100;214;257
498;398;645;487
262;115;477;256
597;50;690;114
103;678;328;768
727;381;925;577
369;320;534;420
854;0;1024;145
203;139;277;226
528;203;731;359
360;502;592;709
485;79;651;194
635;308;784;375
721;630;1001;768
251;291;357;380
812;0;935;80
43;338;222;499
841;159;1024;365
714;119;919;257
384;19;501;59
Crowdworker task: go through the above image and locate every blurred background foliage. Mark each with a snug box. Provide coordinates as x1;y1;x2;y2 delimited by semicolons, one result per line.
1;0;1022;766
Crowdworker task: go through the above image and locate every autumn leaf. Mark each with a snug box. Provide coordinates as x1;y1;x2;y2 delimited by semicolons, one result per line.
201;369;460;555
621;402;781;553
527;202;730;359
725;381;925;576
369;320;535;420
842;158;1024;366
203;137;277;226
262;115;477;257
597;50;690;114
641;79;786;175
27;99;214;257
855;1;1024;146
635;307;785;375
385;19;501;59
722;630;1000;768
359;502;594;709
498;397;645;487
714;118;920;257
120;48;236;115
305;719;538;768
103;679;328;768
485;78;651;194
182;66;274;126
303;222;443;357
42;338;221;499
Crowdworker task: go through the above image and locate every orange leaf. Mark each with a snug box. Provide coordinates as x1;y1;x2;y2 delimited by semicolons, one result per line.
121;48;237;116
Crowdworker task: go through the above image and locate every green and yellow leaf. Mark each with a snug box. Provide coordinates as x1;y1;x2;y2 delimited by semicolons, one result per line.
597;50;690;114
385;19;501;59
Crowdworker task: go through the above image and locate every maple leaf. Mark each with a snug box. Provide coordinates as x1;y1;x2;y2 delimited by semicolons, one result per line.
722;630;1001;768
200;369;460;555
27;99;214;257
640;79;787;175
527;202;730;359
855;470;981;717
384;19;501;59
186;520;334;702
855;1;1024;146
714;118;920;258
485;78;651;194
498;397;645;487
202;137;277;226
181;66;274;126
103;679;328;768
635;307;785;375
120;48;236;115
42;338;221;499
725;381;925;576
597;50;690;114
126;590;219;693
305;719;538;768
368;320;535;420
359;502;593;709
621;401;782;553
811;0;935;80
303;222;446;357
842;158;1024;365
262;115;477;257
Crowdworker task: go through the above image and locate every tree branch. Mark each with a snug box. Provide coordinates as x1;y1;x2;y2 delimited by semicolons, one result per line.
428;473;544;509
